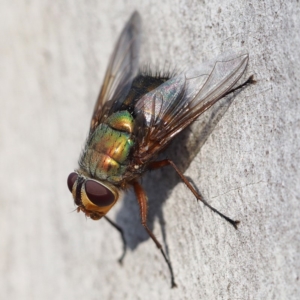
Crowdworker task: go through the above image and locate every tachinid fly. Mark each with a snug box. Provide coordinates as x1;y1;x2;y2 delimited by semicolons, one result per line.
67;11;254;287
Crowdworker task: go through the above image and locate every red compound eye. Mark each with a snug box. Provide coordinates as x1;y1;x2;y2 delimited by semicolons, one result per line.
67;172;78;192
85;180;115;207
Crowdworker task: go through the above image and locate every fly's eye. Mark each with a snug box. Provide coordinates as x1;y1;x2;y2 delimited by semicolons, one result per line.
85;180;115;207
67;172;78;192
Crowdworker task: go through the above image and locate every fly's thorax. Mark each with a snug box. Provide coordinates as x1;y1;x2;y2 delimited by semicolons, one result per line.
79;111;135;183
106;111;134;133
67;172;119;220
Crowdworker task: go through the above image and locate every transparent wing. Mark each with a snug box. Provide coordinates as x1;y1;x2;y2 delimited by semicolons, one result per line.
134;54;250;162
90;11;141;133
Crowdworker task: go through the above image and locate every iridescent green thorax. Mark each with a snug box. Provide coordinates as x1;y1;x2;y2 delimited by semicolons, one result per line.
79;111;134;183
106;111;134;133
79;74;171;184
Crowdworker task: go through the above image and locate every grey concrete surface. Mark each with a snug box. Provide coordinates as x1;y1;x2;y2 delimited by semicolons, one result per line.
0;1;299;299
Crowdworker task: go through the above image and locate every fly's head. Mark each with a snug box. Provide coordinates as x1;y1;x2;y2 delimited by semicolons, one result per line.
67;172;119;220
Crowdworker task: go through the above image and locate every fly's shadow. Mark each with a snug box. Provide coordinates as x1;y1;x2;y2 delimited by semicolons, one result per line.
114;91;238;256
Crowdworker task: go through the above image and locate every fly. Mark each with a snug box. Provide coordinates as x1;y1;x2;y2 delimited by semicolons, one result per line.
67;11;255;288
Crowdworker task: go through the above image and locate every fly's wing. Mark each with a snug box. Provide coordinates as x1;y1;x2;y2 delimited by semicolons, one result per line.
90;11;141;133
134;54;249;163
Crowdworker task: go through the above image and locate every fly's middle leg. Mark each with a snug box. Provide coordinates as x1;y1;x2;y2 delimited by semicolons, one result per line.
132;180;177;288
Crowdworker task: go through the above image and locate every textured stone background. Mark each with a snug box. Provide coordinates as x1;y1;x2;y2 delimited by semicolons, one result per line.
1;1;299;299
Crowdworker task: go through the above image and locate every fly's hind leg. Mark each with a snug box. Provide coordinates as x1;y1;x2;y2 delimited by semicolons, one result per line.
132;180;177;288
148;159;240;229
223;74;256;98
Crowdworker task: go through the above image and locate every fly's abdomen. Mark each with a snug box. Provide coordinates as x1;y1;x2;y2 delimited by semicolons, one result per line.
80;111;134;182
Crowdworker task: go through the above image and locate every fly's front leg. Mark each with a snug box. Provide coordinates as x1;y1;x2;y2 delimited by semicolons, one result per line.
104;216;127;264
132;180;177;288
148;159;240;229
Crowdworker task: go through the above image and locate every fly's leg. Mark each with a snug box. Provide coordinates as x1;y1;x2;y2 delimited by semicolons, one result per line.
104;216;127;264
224;75;256;97
148;159;240;229
132;180;177;288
